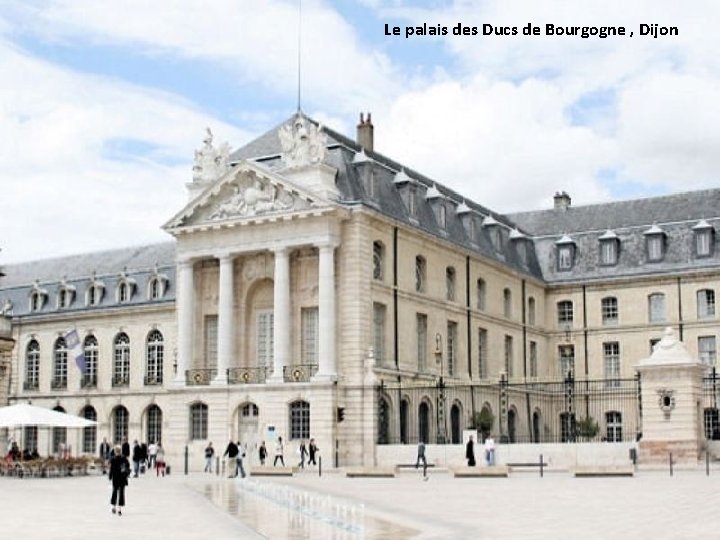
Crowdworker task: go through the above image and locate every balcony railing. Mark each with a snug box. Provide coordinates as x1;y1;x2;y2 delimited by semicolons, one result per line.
228;366;268;385
112;375;129;388
23;380;39;391
50;378;67;390
80;375;97;389
283;364;318;383
144;375;163;386
186;368;216;386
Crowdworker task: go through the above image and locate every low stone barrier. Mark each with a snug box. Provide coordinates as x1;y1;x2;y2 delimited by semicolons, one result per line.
345;467;396;478
573;465;634;477
453;466;509;478
250;466;296;477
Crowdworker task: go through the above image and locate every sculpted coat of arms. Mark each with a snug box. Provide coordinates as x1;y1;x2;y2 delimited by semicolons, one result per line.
278;114;327;168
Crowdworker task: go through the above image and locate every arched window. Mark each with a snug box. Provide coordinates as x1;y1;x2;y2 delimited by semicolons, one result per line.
116;274;136;304
503;288;512;318
112;406;129;444
113;333;130;387
86;279;105;306
145;330;164;385
52;337;68;389
400;398;409;444
289;400;310;440
446;267;456;301
118;282;129;303
83;335;98;388
605;411;622;442
242;402;259;418
30;291;42;312
476;278;486;310
418;401;430;444
527;297;536;325
373;241;384;281
189;402;208;440
415;256;426;293
25;340;40;390
52;406;67;455
81;406;97;454
146;405;162;445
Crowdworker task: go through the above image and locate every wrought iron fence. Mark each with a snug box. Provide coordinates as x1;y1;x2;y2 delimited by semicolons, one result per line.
376;374;642;445
185;368;216;386
283;364;318;383
227;366;269;384
703;367;720;440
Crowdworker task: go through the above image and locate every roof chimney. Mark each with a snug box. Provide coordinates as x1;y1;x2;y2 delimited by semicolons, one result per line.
553;191;571;210
356;112;374;152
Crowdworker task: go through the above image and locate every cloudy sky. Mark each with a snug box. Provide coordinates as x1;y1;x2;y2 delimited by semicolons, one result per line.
1;1;718;263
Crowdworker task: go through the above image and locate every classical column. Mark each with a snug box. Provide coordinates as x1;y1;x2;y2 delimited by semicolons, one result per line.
214;253;234;384
314;243;337;381
175;259;195;384
269;247;290;383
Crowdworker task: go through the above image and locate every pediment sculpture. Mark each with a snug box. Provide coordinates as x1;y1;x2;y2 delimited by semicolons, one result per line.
279;114;327;168
192;127;230;184
209;176;304;221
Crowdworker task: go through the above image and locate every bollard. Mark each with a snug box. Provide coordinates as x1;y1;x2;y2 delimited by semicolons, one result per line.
707;451;710;476
539;454;544;478
669;452;673;477
184;445;189;475
319;455;322;477
216;456;220;476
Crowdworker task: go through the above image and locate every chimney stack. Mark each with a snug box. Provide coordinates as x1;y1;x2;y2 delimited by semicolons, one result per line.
356;112;374;152
553;191;571;210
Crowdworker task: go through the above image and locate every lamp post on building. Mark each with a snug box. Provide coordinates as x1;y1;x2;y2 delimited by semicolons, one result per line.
434;333;447;444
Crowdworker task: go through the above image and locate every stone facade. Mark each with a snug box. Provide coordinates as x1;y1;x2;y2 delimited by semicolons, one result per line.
1;113;718;468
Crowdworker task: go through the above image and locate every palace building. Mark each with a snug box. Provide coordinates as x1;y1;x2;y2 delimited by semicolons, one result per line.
1;112;718;467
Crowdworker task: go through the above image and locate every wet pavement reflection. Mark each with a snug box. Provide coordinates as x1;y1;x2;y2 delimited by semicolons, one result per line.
200;479;420;539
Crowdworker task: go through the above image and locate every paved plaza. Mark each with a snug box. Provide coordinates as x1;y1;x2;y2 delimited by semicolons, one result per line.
1;465;719;539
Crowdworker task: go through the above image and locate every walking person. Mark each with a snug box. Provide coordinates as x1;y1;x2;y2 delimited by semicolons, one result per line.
204;441;215;473
148;440;158;469
236;442;247;478
298;440;308;468
308;438;318;466
109;445;130;516
484;434;496;466
466;435;476;467
155;443;166;477
131;440;142;478
99;437;111;473
121;438;130;459
258;441;267;466
223;440;239;477
273;436;285;467
415;440;428;479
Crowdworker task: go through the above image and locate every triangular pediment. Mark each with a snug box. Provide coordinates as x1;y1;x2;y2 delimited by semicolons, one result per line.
163;160;330;231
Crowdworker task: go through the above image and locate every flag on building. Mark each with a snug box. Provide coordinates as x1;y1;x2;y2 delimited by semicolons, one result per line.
65;329;86;374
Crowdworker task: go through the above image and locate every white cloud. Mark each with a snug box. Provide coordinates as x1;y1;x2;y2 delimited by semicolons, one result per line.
0;39;249;264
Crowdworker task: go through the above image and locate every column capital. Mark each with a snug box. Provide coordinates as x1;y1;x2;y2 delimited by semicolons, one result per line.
216;251;236;262
177;258;195;269
315;240;340;251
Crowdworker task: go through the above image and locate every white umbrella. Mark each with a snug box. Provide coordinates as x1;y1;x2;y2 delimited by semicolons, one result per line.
0;403;96;428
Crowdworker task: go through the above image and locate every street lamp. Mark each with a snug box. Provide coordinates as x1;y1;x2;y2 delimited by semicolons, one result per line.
434;333;447;444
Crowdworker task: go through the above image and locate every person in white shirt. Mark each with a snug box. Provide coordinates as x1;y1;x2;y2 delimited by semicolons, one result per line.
484;435;496;466
148;441;158;469
273;436;285;467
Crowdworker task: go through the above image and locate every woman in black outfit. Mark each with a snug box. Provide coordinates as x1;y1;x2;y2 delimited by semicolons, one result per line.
109;445;130;515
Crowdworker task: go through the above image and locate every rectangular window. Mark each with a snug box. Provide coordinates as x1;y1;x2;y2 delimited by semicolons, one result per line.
24;427;38;453
696;230;711;257
600;240;617;265
647;236;663;261
301;307;319;365
699;336;717;366
478;328;488;379
557;301;573;325
190;405;208;440
529;341;538;378
602;297;618;325
447;321;458;377
256;311;274;368
373;303;386;365
648;293;666;323
559;345;574;377
204;315;218;370
704;408;719;439
698;290;716;319
504;335;513;377
558;246;573;270
416;314;427;373
603;342;621;388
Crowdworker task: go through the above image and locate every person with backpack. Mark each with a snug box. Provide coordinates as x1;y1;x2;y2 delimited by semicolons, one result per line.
109;445;130;516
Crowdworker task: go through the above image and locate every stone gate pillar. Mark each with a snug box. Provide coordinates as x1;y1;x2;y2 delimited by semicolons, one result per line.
636;327;706;465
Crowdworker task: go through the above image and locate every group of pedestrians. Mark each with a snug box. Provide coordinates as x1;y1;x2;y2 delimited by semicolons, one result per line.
465;434;496;467
102;436;167;516
208;436;320;476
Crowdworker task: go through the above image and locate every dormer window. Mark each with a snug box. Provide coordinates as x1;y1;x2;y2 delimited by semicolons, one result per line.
483;216;502;251
510;229;528;264
29;281;48;312
147;266;170;300
86;275;105;307
599;230;619;266
57;280;76;309
425;184;446;229
116;273;137;304
555;235;576;271
693;220;714;257
644;225;666;262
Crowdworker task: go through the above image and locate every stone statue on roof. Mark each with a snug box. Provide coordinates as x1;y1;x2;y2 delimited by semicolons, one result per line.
279;114;327;168
192;127;230;184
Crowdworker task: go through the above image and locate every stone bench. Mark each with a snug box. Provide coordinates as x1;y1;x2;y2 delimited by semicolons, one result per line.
573;466;634;477
250;466;295;477
345;467;396;478
453;466;509;478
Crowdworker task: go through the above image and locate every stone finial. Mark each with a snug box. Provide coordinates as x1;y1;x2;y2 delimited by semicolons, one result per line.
638;327;697;366
191;127;230;185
